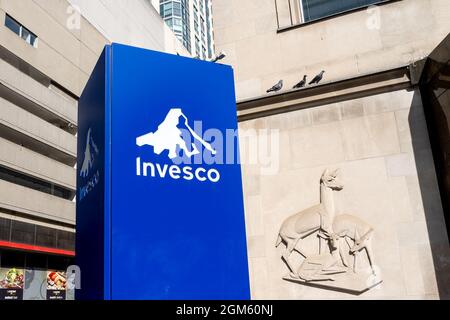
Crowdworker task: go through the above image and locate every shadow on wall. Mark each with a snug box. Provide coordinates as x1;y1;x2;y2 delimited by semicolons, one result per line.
408;91;450;299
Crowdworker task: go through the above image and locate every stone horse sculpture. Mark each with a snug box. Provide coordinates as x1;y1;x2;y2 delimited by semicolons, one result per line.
275;169;343;274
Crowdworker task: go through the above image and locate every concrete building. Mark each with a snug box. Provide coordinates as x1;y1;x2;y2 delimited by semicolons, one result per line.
159;0;215;59
0;0;187;300
213;0;450;299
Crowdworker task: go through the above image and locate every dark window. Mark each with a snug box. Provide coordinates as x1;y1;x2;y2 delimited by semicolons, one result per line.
0;217;74;252
276;0;390;29
35;226;57;248
4;14;20;35
4;14;38;47
56;230;75;251
0;217;11;241
300;0;385;23
10;221;35;245
0;165;75;200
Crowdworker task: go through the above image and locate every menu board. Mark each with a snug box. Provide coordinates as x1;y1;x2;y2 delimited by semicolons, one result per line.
0;268;24;300
46;271;66;300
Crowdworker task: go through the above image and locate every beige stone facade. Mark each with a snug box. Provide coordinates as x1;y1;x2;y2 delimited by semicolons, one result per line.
213;0;450;101
213;0;450;299
239;88;450;299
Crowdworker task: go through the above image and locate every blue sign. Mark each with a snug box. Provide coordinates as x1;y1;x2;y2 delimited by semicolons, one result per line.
76;44;250;300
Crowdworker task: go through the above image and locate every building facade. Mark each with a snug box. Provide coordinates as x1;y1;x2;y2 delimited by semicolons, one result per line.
213;0;450;299
159;0;215;59
0;0;186;300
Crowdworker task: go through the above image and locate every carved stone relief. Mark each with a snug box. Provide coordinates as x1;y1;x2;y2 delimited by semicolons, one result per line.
275;169;382;295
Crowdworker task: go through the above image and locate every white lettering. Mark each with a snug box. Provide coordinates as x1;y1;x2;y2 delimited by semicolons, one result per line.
137;158;220;183
136;157;141;176
195;168;207;182
182;166;194;181
156;163;168;177
169;165;181;179
208;169;220;183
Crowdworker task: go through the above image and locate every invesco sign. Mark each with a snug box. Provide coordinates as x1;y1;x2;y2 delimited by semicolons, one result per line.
77;44;249;300
135;108;221;183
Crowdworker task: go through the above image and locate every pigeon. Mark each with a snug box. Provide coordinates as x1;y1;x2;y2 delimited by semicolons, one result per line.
309;70;325;85
293;75;307;89
266;80;283;93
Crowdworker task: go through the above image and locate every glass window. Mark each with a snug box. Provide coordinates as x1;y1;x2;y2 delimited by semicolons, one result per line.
0;218;11;241
0;165;75;201
4;14;38;47
173;2;181;16
56;231;75;251
28;33;37;47
1;218;74;250
300;0;386;23
21;27;31;43
173;17;183;32
11;221;35;245
4;14;21;36
161;2;173;18
165;18;173;28
194;21;199;34
35;226;57;248
195;37;200;57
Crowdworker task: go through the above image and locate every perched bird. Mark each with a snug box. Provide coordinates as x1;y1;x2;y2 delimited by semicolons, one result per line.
293;75;307;89
266;80;283;93
212;51;226;63
309;70;325;85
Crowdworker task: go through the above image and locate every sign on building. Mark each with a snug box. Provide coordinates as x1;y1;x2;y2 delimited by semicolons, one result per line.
76;44;250;300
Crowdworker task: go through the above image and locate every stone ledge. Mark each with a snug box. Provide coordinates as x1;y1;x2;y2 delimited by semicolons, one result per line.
237;67;411;122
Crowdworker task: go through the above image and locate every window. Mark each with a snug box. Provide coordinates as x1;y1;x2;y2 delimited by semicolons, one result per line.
0;165;75;201
195;36;201;57
160;1;192;54
300;0;385;23
160;2;173;18
0;218;11;241
35;226;57;248
275;0;390;29
0;217;75;251
194;21;199;34
56;230;75;251
4;14;20;35
11;221;35;245
173;17;183;33
202;45;207;60
4;14;38;47
173;2;182;17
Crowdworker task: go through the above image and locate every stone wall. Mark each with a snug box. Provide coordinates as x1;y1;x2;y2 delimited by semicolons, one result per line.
239;89;450;299
213;0;450;100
